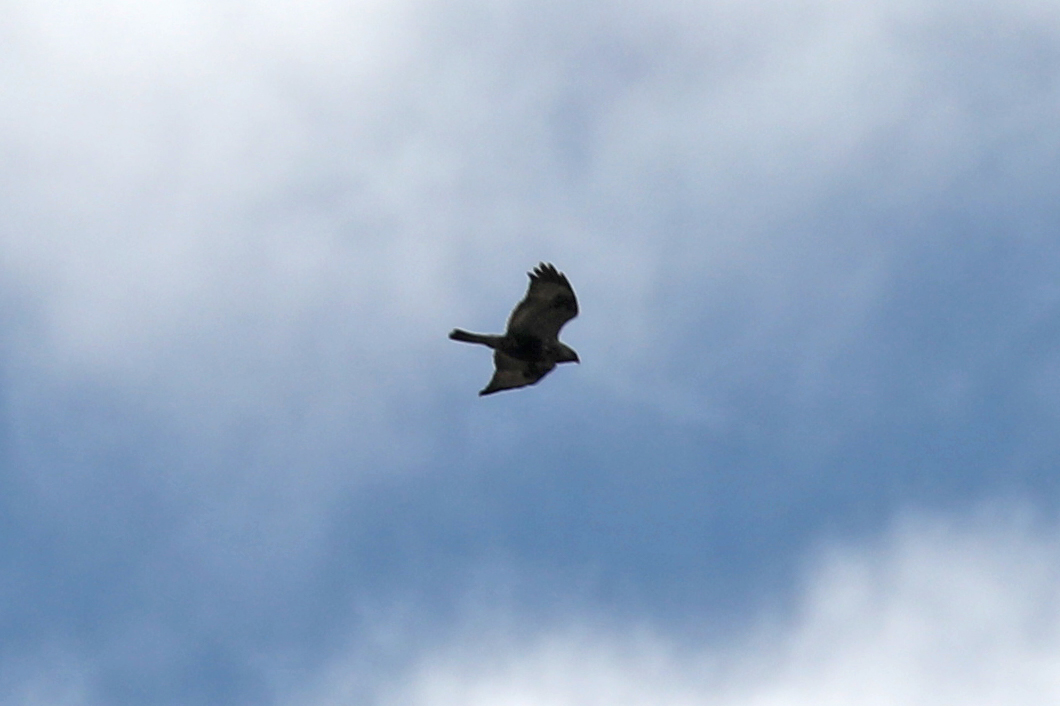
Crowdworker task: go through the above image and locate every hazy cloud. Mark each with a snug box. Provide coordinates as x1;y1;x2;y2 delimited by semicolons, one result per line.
349;512;1060;706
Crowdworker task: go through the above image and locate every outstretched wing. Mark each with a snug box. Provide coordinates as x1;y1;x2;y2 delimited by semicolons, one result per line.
505;263;578;342
479;350;555;395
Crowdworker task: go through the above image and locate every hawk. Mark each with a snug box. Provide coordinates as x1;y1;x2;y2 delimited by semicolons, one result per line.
450;262;579;395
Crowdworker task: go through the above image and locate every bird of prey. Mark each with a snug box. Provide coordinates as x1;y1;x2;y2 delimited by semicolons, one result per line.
450;262;579;395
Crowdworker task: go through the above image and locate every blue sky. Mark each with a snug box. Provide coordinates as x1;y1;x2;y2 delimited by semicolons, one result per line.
3;0;1060;703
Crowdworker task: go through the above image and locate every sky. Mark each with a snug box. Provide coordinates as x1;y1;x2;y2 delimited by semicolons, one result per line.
3;0;1060;703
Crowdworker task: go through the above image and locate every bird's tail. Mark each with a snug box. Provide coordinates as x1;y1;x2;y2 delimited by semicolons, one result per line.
448;329;501;348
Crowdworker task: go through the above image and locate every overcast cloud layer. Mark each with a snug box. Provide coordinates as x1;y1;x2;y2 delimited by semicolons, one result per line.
3;0;1060;704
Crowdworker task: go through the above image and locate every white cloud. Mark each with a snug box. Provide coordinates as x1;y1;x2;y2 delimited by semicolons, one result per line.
2;0;1058;559
299;510;1060;706
4;0;1059;403
1;0;1057;451
1;0;1057;585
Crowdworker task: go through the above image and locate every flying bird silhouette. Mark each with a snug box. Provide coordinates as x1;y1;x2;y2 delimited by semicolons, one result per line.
450;263;579;395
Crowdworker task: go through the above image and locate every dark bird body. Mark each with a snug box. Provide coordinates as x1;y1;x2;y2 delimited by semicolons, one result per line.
450;263;579;395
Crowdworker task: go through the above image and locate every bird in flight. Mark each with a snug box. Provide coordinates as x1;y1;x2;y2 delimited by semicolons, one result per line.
450;263;579;395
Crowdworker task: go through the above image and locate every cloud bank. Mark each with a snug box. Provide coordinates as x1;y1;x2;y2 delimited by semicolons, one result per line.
349;512;1060;706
